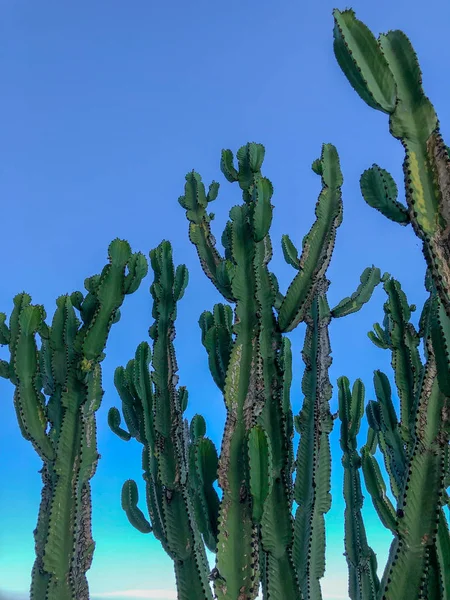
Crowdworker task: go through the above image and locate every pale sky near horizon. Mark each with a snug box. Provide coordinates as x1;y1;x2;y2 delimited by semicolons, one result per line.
1;0;450;598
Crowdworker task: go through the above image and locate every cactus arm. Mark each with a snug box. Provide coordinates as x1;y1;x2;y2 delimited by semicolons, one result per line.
179;171;234;302
337;376;380;600
278;144;343;332
12;304;55;461
332;9;396;113
149;242;213;599
381;278;423;448
330;266;381;318
360;445;397;533
82;240;148;361
210;149;270;599
360;165;409;225
371;371;407;500
253;235;300;599
107;406;132;441
248;425;273;524
372;280;450;599
121;479;152;533
380;356;446;598
199;304;233;392
189;429;220;552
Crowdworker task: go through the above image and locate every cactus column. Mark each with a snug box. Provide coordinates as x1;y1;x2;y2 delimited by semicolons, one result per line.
179;142;381;600
0;239;147;600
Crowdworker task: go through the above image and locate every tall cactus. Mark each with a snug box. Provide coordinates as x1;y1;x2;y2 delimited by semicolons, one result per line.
291;266;381;600
109;240;217;600
355;273;450;599
333;8;450;321
0;239;147;600
178;142;380;600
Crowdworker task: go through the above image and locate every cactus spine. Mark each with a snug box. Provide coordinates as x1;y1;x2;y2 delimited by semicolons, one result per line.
0;239;147;600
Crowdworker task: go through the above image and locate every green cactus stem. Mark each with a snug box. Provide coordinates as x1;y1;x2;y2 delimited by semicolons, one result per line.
333;7;450;322
109;240;216;600
0;239;147;600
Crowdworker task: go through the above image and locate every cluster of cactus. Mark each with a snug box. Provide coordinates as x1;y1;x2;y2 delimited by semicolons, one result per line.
0;241;147;600
3;7;450;600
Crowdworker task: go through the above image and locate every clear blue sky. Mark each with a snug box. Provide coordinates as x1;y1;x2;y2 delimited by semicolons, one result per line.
1;1;450;599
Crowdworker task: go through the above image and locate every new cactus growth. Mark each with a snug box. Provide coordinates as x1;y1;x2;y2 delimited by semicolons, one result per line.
0;239;147;600
333;8;450;321
350;273;450;599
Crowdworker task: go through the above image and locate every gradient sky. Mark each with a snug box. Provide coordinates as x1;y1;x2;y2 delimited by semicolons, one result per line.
1;1;450;599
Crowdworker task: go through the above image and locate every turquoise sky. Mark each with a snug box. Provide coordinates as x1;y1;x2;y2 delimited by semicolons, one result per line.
1;1;450;599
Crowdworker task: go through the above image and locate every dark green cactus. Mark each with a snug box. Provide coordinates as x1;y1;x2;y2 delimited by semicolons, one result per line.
352;273;450;599
0;239;147;600
333;8;450;322
177;142;381;600
109;240;217;600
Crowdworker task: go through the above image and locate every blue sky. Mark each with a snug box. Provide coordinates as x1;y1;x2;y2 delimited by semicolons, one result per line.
1;1;450;599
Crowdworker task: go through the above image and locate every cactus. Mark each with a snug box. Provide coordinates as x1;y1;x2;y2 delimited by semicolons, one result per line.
109;240;216;600
333;8;450;322
177;142;380;600
0;239;147;600
292;268;381;600
348;273;450;599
